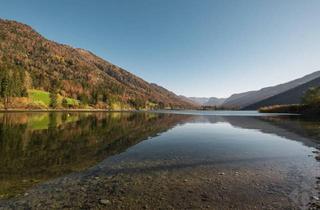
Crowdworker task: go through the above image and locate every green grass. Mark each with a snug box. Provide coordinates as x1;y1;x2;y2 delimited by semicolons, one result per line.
63;97;79;106
28;89;51;106
28;89;80;107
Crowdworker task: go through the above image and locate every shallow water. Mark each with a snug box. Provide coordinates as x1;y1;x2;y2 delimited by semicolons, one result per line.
0;111;319;209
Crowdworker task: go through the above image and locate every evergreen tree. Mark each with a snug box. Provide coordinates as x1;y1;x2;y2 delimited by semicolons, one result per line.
21;88;28;97
91;89;98;105
49;91;58;108
62;98;68;108
78;94;89;106
49;80;59;108
12;70;20;96
1;69;10;106
102;93;108;103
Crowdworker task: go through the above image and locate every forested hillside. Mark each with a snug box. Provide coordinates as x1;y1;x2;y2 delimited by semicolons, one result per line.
0;19;195;109
222;71;320;109
244;76;320;110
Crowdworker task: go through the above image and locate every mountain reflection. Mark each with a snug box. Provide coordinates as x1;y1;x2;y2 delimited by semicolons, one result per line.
0;112;319;199
0;112;190;198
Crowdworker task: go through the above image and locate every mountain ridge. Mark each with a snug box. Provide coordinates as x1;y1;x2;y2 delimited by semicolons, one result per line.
186;71;320;110
186;97;226;106
243;75;320;110
0;19;195;109
222;71;320;109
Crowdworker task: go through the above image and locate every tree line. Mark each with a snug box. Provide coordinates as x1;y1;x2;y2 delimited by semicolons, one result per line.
0;65;160;109
0;66;28;105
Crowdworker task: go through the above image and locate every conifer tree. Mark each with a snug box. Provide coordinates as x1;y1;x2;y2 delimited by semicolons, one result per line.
1;69;10;106
49;92;58;108
62;98;68;108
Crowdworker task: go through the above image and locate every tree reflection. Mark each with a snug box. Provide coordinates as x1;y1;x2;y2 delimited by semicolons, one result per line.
0;112;189;198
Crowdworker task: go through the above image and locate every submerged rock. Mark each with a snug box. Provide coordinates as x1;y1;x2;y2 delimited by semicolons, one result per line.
99;199;111;205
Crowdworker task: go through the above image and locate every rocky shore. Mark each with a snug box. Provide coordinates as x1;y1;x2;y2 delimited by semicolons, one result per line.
0;157;318;210
309;145;320;209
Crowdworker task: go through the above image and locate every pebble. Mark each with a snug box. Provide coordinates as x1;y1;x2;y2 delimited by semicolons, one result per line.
219;172;225;175
143;205;148;209
201;193;209;202
99;199;111;205
312;196;319;201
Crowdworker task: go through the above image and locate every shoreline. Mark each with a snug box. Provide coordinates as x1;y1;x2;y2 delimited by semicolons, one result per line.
0;109;300;115
0;109;139;113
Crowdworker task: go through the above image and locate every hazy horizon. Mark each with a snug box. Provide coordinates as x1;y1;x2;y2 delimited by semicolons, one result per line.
1;0;320;98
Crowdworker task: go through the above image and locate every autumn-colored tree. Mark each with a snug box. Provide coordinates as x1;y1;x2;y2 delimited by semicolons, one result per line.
0;19;194;109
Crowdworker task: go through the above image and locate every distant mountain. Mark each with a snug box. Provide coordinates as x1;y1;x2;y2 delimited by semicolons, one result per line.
205;97;226;106
188;97;210;105
0;19;195;109
223;71;320;109
178;96;200;106
187;97;226;106
244;76;320;110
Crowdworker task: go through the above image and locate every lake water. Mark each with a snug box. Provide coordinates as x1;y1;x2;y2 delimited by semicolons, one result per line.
0;111;319;209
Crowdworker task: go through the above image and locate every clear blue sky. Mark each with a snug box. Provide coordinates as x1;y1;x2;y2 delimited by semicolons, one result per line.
1;0;320;98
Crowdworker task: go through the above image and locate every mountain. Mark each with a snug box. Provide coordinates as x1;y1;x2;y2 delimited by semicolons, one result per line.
205;97;226;106
244;76;320;110
187;97;210;105
178;95;200;107
187;97;226;106
0;19;195;109
222;71;320;109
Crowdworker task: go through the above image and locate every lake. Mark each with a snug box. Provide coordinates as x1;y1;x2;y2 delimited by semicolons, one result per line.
0;111;319;209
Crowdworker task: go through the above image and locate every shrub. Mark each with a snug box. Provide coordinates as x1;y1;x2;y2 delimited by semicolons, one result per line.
26;101;47;109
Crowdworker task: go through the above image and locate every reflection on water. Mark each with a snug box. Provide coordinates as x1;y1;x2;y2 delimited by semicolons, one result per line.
0;112;190;198
0;111;319;209
97;114;319;179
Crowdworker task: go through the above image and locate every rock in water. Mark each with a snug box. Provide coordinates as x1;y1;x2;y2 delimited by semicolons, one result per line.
100;199;111;205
